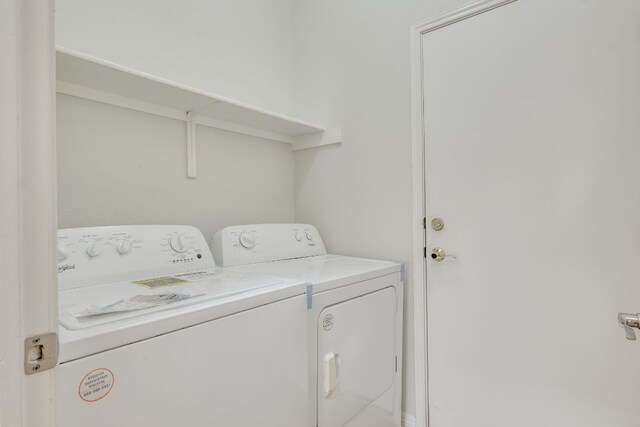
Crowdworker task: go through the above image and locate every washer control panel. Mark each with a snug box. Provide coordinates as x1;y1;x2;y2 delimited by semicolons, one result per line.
57;225;215;290
212;223;326;267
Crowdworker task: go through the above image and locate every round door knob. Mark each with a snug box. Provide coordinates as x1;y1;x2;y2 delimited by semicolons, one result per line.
116;239;132;255
86;240;104;258
239;232;256;249
169;234;188;253
57;245;67;261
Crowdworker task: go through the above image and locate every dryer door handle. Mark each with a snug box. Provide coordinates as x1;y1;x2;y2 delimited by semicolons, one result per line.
323;352;338;399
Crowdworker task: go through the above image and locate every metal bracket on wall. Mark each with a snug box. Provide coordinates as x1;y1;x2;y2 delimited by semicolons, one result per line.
185;100;218;179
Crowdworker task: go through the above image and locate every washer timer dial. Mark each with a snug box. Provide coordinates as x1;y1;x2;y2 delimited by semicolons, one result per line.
169;234;188;253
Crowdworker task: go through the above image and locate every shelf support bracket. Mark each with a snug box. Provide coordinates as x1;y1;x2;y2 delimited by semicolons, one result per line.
186;110;197;179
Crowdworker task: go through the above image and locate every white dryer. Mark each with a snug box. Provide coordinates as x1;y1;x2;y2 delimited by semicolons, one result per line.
213;224;403;427
57;225;308;427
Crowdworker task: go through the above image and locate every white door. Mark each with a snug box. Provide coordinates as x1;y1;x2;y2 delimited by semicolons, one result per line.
423;1;640;426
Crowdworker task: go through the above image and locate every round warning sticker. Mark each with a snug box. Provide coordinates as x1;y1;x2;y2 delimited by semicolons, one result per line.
78;368;115;402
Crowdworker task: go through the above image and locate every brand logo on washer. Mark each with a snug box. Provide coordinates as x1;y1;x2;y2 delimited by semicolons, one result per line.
322;314;334;331
58;264;76;274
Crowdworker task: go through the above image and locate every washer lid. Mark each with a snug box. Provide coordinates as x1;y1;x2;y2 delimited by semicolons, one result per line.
58;268;307;362
59;268;283;330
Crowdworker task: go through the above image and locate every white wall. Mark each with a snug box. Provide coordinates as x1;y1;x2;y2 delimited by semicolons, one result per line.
57;94;295;243
56;0;296;114
55;0;297;242
292;0;468;420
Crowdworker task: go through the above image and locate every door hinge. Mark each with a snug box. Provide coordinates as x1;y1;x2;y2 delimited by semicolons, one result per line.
424;247;427;258
423;217;426;229
24;332;58;375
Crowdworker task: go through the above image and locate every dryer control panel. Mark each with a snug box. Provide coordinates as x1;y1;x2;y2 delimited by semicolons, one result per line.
57;225;215;290
212;223;327;267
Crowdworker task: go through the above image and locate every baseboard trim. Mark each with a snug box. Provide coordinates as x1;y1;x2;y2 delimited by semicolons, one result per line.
402;412;417;427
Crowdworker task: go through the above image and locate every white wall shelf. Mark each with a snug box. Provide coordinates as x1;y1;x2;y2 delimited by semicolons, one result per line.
56;48;341;177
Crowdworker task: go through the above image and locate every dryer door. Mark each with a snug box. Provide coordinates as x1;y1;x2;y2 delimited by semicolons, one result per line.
317;286;397;427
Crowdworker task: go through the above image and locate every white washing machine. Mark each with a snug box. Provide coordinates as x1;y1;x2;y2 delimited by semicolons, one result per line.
212;224;404;427
57;225;309;427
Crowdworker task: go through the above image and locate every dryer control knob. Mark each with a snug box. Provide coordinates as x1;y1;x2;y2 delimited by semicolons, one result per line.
169;234;188;253
239;232;256;249
294;232;303;242
86;240;104;258
116;239;132;255
306;232;314;242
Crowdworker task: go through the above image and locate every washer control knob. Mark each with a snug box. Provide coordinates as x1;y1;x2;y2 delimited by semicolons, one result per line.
169;234;188;253
57;245;67;261
294;232;303;242
86;240;104;258
239;232;256;249
306;232;314;242
116;239;132;255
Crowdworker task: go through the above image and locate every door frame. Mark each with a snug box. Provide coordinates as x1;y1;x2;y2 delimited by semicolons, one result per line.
409;1;518;426
0;1;58;426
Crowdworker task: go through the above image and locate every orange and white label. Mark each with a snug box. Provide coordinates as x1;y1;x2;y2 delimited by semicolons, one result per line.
78;368;115;402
